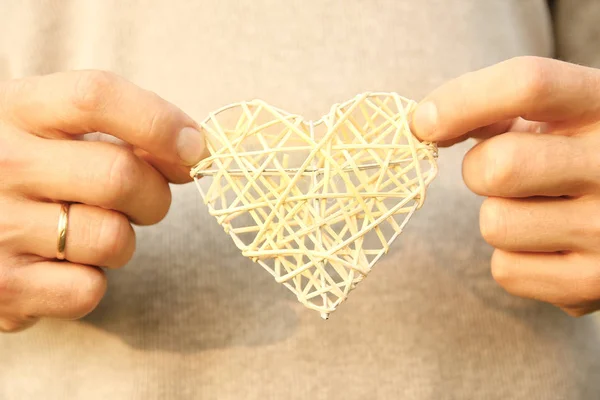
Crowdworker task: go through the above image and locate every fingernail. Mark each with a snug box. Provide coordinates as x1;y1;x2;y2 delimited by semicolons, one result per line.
412;101;438;140
177;127;205;165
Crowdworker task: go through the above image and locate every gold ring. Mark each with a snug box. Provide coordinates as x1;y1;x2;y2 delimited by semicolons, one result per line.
56;203;70;260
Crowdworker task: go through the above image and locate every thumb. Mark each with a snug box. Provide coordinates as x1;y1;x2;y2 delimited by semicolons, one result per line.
0;70;207;166
410;56;600;143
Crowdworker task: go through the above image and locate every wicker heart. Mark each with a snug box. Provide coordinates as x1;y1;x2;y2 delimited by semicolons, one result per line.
191;93;438;318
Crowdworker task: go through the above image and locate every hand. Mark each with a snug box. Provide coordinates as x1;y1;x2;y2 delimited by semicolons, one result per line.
0;71;206;332
412;56;600;316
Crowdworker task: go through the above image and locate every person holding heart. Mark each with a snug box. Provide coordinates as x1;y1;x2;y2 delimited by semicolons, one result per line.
0;1;599;399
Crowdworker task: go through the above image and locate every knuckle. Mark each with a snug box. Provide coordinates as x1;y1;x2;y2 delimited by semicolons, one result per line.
71;70;117;112
0;125;28;175
144;187;171;226
96;211;135;267
0;135;14;170
69;268;107;318
101;148;141;208
578;140;600;192
0;267;8;294
509;56;552;102
0;134;9;166
577;199;600;240
0;266;16;301
480;135;520;194
568;268;600;306
144;101;172;142
579;220;600;246
479;198;508;246
490;250;513;287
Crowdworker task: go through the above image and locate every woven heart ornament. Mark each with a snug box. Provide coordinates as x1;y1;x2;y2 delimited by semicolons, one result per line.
191;92;438;318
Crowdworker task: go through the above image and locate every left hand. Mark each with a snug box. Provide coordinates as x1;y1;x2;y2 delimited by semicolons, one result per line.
411;56;600;316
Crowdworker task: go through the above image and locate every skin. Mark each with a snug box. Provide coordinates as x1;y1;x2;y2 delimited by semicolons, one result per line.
411;56;600;317
2;56;599;332
0;70;206;332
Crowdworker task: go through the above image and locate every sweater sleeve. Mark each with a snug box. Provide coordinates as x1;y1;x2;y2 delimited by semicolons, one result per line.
550;0;600;67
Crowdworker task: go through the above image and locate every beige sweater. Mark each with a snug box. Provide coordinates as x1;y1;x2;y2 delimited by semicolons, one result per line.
1;1;600;399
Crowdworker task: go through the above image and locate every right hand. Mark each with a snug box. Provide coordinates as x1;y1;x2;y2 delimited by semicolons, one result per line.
0;70;206;332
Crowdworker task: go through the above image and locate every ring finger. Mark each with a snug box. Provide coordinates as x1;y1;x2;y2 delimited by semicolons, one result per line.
7;199;135;268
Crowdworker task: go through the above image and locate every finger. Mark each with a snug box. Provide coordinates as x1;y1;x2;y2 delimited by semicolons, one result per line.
13;137;172;225
480;197;584;252
411;117;547;147
436;136;469;148
82;133;192;183
560;305;600;318
0;316;38;333
467;118;548;141
8;200;135;269
491;250;600;309
437;119;516;147
412;56;600;142
462;132;591;197
0;260;107;320
134;148;193;184
0;70;206;166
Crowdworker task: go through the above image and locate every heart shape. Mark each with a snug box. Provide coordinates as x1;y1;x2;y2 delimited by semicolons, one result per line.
191;92;438;318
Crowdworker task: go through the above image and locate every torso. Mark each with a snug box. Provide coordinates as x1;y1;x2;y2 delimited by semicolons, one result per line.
2;1;599;399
